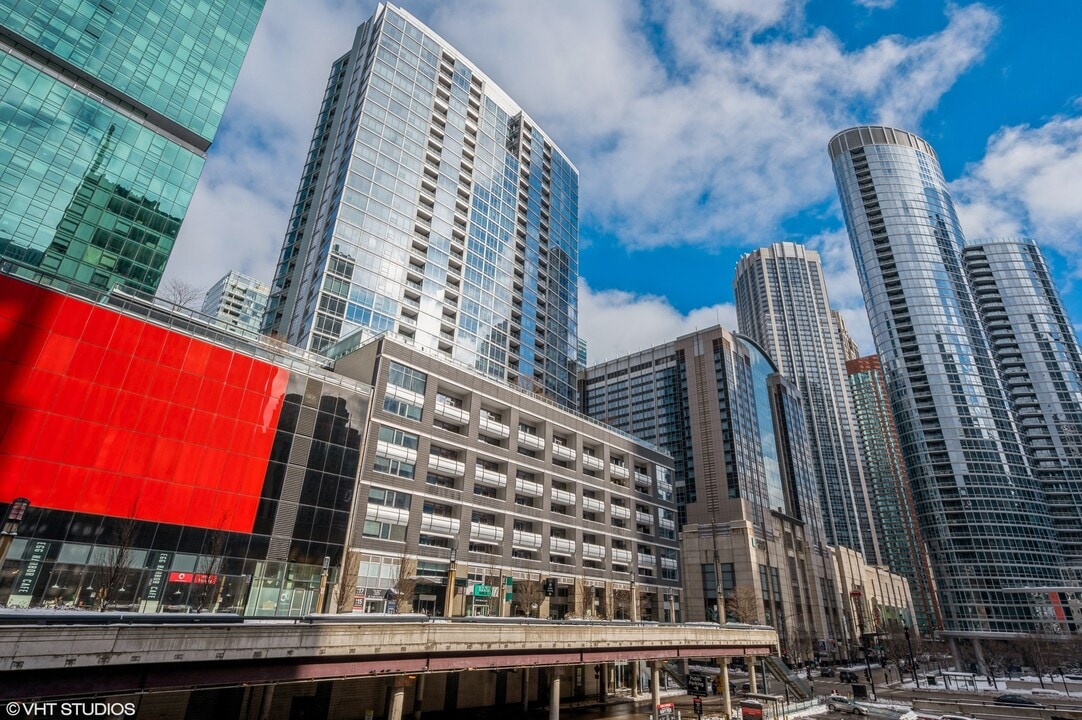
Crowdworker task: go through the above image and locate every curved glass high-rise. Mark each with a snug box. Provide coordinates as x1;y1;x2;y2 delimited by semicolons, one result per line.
964;237;1082;581
735;242;880;564
829;126;1062;637
263;4;580;409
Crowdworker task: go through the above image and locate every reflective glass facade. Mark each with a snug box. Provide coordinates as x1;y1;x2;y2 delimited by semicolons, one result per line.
0;271;370;615
735;243;880;563
0;0;265;293
964;237;1082;582
263;4;580;409
830;126;1062;636
846;355;942;634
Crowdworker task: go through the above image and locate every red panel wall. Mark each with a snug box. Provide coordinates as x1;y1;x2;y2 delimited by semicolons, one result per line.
0;275;288;532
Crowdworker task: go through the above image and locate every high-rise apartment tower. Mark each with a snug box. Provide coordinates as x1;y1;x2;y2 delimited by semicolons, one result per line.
829;126;1062;638
263;5;580;409
0;0;265;293
735;242;881;563
201;270;271;336
964;237;1082;583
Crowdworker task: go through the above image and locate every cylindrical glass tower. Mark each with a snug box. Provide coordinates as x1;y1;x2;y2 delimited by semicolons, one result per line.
829;126;1062;637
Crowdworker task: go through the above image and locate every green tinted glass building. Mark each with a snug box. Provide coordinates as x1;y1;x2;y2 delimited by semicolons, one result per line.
0;0;265;293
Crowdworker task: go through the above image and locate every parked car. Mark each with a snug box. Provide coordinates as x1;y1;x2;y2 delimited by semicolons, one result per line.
827;694;868;716
994;694;1044;708
820;666;836;678
839;670;859;683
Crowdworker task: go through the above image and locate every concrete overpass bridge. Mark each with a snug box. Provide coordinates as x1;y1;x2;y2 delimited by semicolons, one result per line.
1;613;778;719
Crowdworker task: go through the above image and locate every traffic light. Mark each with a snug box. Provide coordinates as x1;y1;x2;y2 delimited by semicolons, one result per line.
544;578;556;596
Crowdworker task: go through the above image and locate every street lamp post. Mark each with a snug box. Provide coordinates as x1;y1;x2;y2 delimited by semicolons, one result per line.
443;546;457;618
904;625;920;688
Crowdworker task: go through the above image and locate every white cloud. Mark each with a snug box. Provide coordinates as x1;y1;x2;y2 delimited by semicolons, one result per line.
953;115;1082;275
579;279;737;363
806;229;874;353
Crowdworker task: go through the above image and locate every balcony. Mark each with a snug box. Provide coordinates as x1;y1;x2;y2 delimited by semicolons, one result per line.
582;543;606;561
609;463;630;480
637;553;656;567
365;504;410;526
552;443;576;463
375;441;416;464
385;384;424;411
610;504;631;520
474;466;507;489
634;471;652;488
611;548;632;564
429;454;465;477
434;400;469;425
635;511;653;526
581;454;604;471
479;415;510;439
581;496;605;514
659;517;675;531
550;536;576;555
420;513;459;536
470;522;504;544
512;529;543;549
515;477;544;497
517;431;545;451
551;488;576;506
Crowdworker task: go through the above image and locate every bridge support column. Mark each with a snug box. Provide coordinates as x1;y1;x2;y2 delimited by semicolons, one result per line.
412;674;426;720
748;656;758;694
549;672;561;720
522;667;531;712
256;685;274;720
719;658;732;720
652;661;662;718
971;638;986;675
387;675;408;720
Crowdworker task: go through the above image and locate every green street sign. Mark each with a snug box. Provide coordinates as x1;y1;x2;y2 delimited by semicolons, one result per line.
472;584;494;597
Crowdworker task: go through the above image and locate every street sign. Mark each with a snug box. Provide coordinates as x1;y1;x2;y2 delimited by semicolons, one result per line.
687;673;708;696
657;702;675;719
694;696;703;719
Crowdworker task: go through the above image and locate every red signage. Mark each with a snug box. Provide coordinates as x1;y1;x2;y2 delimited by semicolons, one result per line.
168;572;218;585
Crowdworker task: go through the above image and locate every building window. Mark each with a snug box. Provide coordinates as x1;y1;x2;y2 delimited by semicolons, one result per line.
388;361;427;395
384;396;422;420
374;456;414;478
378;425;419;449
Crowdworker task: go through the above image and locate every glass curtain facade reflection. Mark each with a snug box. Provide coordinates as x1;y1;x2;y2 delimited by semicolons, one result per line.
964;238;1082;582
829;126;1062;636
0;0;265;293
262;4;580;409
735;242;881;563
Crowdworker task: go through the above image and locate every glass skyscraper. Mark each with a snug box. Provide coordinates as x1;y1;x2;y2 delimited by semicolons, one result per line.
263;5;580;409
0;0;265;293
964;237;1082;583
830;126;1062;638
735;242;881;564
846;354;942;634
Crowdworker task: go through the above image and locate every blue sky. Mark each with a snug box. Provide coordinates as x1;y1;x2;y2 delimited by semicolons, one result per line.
171;0;1082;362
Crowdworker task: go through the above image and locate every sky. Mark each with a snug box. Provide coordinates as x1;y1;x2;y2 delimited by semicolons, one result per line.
170;0;1082;364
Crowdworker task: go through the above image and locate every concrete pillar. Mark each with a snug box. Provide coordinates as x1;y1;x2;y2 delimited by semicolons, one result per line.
720;659;732;719
948;637;962;671
256;685;274;720
549;672;561;720
522;667;531;712
412;674;426;720
387;676;408;720
748;656;758;693
971;638;986;674
652;662;662;718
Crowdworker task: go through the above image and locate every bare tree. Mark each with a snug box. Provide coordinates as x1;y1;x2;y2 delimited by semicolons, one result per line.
981;639;1020;688
726;585;761;624
159;278;204;309
513;578;545;617
611;587;632;620
392;555;418;612
96;515;137;610
335;550;362;614
1015;626;1065;688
